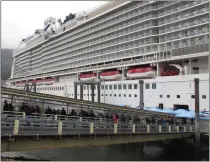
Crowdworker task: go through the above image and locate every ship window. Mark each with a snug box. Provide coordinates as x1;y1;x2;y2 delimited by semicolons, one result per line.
106;94;108;96
129;94;131;97
124;94;126;97
145;84;150;89
114;85;117;89
134;84;138;89
94;94;96;96
101;85;104;90
105;85;108;90
110;94;112;96
152;83;156;89
119;94;121;97
88;94;89;96
128;84;132;89
84;94;86;96
84;86;86;90
134;94;137;97
177;95;180;98
109;85;112;90
62;87;64;90
101;94;103;96
123;84;127;89
160;95;163;98
202;95;206;99
78;94;79;96
114;94;116;97
191;95;195;98
118;85;122;90
167;95;170;98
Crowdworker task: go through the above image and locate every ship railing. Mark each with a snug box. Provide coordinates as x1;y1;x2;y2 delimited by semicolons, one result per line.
1;117;195;136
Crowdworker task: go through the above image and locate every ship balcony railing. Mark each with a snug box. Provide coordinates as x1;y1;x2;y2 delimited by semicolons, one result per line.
42;3;155;55
172;43;209;57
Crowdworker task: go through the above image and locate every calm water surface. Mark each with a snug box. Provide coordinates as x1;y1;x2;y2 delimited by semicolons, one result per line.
2;141;209;161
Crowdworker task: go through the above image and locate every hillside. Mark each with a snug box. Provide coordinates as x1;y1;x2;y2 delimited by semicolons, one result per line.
1;49;13;80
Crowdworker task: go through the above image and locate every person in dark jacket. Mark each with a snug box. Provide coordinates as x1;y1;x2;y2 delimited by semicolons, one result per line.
45;106;52;117
3;100;9;111
70;109;77;116
8;103;14;112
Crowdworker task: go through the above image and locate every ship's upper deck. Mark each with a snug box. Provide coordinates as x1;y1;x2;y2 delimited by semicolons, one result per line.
11;0;209;81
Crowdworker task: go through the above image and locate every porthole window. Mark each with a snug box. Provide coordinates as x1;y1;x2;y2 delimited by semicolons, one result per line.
84;94;86;96
102;94;103;96
152;83;156;89
114;85;117;89
134;84;138;89
119;94;121;97
110;94;112;96
145;83;150;89
128;84;132;89
191;95;195;98
124;94;126;97
109;85;112;90
114;94;116;97
177;95;180;98
167;95;170;98
129;94;131;97
202;95;206;99
134;94;137;97
118;85;122;90
160;95;163;98
123;84;127;90
106;94;108;96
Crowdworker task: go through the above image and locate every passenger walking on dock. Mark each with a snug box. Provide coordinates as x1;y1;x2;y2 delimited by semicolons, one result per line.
45;106;52;117
3;100;9;111
113;113;118;124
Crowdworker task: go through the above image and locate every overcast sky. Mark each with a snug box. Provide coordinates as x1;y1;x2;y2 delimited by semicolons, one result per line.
2;1;104;49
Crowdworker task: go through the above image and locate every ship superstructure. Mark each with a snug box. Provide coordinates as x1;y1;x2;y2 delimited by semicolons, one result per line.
8;1;209;110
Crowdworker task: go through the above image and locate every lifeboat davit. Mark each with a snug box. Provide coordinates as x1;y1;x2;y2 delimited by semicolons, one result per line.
127;67;156;79
80;73;97;81
100;71;121;81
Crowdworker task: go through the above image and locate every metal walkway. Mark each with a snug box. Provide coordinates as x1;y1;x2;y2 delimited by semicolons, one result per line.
1;87;174;116
1;113;194;152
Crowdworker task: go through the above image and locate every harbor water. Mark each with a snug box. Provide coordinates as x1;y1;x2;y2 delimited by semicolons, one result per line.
1;140;209;161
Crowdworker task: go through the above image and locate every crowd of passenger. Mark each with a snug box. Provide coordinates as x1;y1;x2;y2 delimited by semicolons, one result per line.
2;100;193;125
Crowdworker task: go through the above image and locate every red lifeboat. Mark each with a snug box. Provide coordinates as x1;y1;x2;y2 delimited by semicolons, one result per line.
100;71;121;81
43;77;55;82
127;67;156;79
80;73;97;81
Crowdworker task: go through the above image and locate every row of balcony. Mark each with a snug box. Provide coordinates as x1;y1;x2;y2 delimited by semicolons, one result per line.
41;9;208;59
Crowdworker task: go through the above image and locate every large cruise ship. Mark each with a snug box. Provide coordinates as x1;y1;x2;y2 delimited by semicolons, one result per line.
7;1;209;111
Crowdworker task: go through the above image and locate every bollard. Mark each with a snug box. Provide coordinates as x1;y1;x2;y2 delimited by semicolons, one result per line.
176;126;179;132
168;126;171;132
58;121;63;135
132;124;136;133
22;112;26;119
13;120;19;135
90;123;94;134
114;123;118;134
190;125;193;132
80;117;83;122
159;125;162;132
147;125;150;133
184;126;186;132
